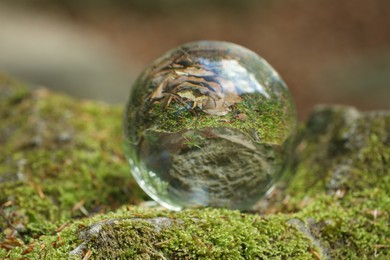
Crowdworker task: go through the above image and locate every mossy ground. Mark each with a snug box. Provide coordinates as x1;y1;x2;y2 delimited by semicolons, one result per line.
2;206;317;259
1;74;389;259
0;74;147;257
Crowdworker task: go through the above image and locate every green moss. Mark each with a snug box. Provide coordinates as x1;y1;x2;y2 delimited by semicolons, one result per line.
2;207;317;259
296;188;389;258
0;74;147;256
1;75;389;259
285;107;390;200
268;106;390;258
160;209;314;259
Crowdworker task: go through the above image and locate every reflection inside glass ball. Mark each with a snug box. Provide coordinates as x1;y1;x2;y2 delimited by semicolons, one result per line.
124;41;297;210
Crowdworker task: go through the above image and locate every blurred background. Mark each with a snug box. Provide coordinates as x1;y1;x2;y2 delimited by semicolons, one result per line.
0;0;389;119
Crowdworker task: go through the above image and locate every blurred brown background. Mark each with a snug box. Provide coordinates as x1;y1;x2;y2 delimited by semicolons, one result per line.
1;0;389;119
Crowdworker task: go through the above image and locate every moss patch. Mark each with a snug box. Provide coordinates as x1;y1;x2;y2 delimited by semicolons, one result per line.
1;75;389;259
286;106;390;200
296;189;389;258
262;105;390;258
0;74;146;256
3;207;317;259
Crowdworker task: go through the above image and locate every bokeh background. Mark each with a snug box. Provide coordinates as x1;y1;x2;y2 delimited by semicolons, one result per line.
1;0;389;119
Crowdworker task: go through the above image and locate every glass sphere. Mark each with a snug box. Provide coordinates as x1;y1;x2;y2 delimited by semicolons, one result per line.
124;41;297;210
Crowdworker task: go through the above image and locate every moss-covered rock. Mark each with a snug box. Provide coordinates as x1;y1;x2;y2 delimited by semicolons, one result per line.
0;74;146;257
1;74;389;259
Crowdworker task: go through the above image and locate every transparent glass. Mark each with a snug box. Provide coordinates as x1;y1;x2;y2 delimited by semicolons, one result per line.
124;41;297;210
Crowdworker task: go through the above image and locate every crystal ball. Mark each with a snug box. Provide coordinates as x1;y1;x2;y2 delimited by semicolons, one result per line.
124;41;297;210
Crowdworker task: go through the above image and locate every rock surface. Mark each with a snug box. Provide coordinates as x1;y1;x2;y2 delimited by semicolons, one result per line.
0;74;389;259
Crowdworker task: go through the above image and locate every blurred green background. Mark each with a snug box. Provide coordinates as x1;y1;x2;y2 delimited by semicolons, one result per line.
0;0;389;119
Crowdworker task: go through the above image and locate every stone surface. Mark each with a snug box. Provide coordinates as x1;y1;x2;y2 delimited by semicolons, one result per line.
0;74;389;259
